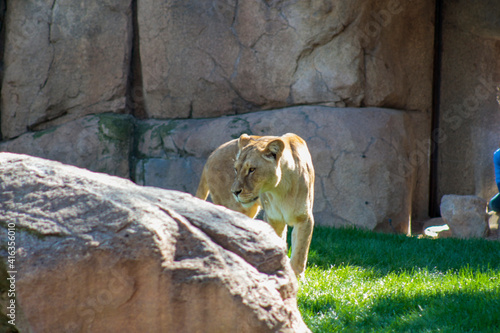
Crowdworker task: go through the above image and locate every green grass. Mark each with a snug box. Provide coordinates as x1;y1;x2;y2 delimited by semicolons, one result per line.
296;227;500;332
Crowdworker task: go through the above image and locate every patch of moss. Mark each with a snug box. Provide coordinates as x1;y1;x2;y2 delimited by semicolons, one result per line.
97;113;134;142
133;120;179;159
228;117;252;139
32;126;57;140
151;121;178;140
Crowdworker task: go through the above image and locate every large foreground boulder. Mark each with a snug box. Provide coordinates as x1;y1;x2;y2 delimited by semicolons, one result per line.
0;153;309;333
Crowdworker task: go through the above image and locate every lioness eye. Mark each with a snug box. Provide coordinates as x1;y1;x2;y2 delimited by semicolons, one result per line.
248;167;256;174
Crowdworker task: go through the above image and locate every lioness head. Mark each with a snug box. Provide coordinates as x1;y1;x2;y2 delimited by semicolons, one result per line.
231;134;285;206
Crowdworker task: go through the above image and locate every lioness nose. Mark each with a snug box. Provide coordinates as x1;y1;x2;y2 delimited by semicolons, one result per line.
232;189;242;196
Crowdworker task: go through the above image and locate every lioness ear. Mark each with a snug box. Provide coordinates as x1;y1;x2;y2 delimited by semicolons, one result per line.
264;139;284;161
238;134;252;150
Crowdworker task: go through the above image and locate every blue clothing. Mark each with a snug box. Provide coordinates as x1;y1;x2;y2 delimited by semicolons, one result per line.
494;149;500;184
490;192;500;212
490;149;500;212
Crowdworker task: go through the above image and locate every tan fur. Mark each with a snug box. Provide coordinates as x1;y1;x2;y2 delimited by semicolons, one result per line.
196;133;315;277
195;137;261;218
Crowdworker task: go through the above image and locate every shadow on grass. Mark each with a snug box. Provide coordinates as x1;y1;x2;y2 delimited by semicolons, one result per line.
366;289;499;331
300;288;500;332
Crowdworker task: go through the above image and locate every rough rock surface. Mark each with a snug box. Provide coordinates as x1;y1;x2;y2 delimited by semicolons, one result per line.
1;0;133;139
440;195;489;239
138;0;433;118
0;153;309;333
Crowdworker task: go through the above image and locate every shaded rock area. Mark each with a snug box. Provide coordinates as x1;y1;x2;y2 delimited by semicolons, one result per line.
1;106;426;233
0;153;309;333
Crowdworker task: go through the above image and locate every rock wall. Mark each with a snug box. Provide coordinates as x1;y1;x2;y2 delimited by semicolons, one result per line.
0;0;434;140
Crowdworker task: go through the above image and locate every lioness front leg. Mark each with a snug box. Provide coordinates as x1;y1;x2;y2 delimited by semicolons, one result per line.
290;215;314;277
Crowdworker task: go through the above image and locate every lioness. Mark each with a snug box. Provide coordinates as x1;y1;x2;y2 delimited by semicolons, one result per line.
196;133;315;276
